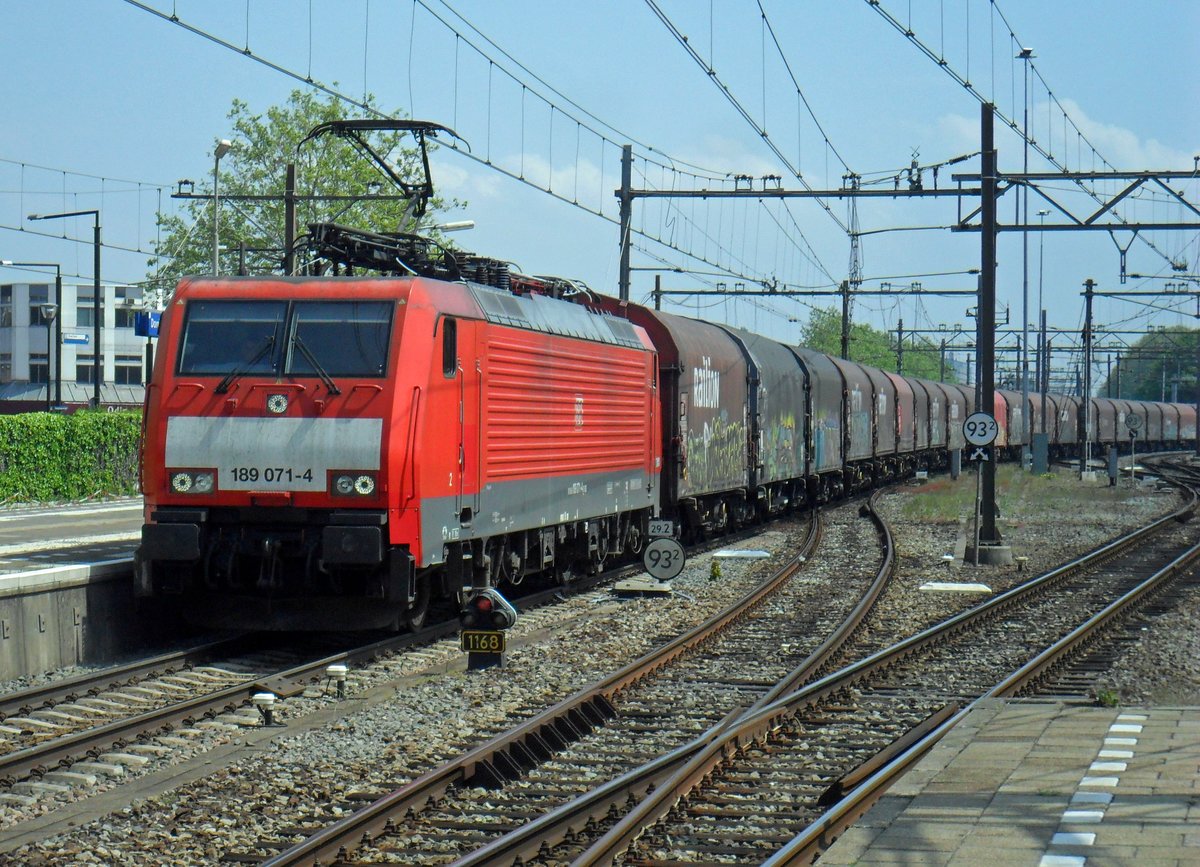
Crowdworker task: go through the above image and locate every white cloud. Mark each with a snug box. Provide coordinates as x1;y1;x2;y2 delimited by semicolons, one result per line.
1051;98;1195;170
673;135;787;179
430;156;505;199
936;100;1197;170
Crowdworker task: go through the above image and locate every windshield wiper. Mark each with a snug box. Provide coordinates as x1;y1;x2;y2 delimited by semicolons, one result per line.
214;335;275;394
292;334;342;395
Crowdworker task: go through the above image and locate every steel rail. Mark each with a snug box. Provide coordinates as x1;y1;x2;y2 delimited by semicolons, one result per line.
0;636;253;723
0;522;753;792
447;492;895;867
263;514;825;866
574;480;1196;865
0;627;442;788
764;502;1200;865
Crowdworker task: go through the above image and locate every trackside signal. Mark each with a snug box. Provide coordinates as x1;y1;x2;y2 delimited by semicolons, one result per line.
460;588;518;670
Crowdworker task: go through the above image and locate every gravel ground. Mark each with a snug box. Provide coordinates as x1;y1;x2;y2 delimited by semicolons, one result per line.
874;466;1200;707
1095;581;1200;705
3;467;1196;864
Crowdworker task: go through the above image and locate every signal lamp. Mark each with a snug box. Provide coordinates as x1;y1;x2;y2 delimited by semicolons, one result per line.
334;474;355;495
171;472;193;493
354;474;375;495
459;588;518;630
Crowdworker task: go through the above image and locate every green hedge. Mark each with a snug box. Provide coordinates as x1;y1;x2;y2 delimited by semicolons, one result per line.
0;410;141;501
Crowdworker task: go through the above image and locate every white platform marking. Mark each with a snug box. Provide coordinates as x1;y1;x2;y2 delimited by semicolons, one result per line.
1051;832;1096;846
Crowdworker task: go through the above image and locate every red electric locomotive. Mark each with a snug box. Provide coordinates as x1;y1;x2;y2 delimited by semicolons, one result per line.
137;258;661;630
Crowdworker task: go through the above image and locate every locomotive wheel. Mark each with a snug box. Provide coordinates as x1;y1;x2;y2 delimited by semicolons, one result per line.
404;578;432;631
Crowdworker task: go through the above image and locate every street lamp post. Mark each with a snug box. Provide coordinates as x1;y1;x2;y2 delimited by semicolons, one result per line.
28;210;101;408
38;303;58;412
213;139;233;275
0;260;62;408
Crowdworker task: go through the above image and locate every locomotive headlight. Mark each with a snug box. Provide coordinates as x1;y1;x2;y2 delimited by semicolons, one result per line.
331;472;377;496
170;470;215;494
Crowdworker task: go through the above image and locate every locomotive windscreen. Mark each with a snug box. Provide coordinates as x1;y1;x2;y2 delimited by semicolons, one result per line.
178;300;286;374
177;299;393;378
286;301;392;377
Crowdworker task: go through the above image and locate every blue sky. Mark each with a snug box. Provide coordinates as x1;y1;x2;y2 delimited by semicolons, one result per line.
1;1;1197;372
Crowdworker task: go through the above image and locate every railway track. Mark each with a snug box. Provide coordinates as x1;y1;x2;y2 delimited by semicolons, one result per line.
556;472;1200;865
0;520;778;814
245;494;897;865
0;632;416;807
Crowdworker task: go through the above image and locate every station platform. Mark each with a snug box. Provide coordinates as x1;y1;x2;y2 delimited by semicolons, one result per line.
821;699;1200;866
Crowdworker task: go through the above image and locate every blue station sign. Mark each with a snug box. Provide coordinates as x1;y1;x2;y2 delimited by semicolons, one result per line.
134;310;161;337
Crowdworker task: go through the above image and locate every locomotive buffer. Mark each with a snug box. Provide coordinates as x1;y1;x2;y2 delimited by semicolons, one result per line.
616;520;683;596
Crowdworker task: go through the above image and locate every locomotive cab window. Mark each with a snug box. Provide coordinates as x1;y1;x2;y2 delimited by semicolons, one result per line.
442;317;457;377
285;301;392;377
177;300;286;374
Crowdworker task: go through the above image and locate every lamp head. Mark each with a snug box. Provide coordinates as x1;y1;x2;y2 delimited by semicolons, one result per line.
215;139;233;160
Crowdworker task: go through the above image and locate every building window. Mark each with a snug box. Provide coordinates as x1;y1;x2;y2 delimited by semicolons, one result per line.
0;352;11;383
115;354;142;385
77;295;95;328
0;286;11;327
77;354;104;383
30;353;48;384
29;284;50;325
114;286;141;328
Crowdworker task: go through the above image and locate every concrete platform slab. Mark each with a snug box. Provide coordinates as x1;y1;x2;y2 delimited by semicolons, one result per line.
822;700;1200;866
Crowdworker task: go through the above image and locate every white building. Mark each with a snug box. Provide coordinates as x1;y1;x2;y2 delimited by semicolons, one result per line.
0;280;152;407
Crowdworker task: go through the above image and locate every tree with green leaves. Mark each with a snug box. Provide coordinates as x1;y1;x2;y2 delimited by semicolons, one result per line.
146;89;462;299
799;307;954;382
1097;327;1199;400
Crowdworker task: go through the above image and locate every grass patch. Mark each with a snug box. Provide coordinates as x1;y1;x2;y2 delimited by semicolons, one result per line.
898;465;1141;524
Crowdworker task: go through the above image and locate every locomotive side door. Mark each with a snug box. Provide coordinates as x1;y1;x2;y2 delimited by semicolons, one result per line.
451;318;483;526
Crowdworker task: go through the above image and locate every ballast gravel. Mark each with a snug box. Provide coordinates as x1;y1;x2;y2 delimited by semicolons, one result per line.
2;470;1192;865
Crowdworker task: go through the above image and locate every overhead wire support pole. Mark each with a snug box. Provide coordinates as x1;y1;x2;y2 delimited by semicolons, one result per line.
1081;278;1096;476
979;103;1000;548
618;144;633;302
1019;47;1034;471
840;280;851;359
